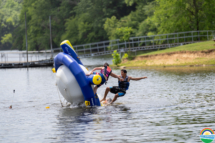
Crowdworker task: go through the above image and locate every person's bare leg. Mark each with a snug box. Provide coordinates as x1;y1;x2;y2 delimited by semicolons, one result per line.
109;93;118;104
93;86;98;94
100;87;110;102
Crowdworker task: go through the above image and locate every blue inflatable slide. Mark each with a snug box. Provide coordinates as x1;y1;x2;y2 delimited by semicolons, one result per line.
54;40;101;107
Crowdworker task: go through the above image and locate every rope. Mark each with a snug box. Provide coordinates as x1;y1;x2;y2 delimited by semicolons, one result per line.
56;85;64;107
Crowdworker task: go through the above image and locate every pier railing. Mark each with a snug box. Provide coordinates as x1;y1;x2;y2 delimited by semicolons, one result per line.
0;30;214;63
53;30;215;57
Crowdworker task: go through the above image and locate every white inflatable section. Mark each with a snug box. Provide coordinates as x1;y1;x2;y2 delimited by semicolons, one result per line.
56;64;91;104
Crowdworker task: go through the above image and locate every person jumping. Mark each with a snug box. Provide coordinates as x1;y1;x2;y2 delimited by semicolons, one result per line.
86;63;120;95
100;69;147;104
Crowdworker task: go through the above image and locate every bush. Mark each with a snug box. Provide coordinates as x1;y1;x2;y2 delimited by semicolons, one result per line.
122;53;128;59
112;50;121;66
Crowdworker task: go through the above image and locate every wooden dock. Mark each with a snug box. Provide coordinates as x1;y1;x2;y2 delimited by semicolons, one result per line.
0;59;53;69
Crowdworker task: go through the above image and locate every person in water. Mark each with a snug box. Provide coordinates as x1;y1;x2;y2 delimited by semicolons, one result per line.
86;63;119;94
100;69;147;104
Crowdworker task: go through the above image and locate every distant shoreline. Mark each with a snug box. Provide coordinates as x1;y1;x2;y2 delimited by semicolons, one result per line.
111;64;215;69
117;41;215;68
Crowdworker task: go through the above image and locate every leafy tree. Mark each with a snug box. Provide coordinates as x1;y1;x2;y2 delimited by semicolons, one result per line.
0;0;22;50
12;0;136;51
15;0;67;50
147;0;215;34
115;27;133;42
3;0;215;51
104;0;155;41
104;16;119;40
135;1;157;36
112;50;121;66
1;33;12;44
13;0;79;51
63;0;136;45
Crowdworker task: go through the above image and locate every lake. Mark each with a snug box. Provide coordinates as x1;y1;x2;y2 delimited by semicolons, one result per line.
0;61;215;142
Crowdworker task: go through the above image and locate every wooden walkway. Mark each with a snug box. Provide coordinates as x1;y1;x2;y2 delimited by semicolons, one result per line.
0;59;53;68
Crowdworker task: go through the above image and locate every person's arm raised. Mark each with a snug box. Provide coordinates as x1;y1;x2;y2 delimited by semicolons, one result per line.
128;76;147;81
110;72;121;80
86;67;103;76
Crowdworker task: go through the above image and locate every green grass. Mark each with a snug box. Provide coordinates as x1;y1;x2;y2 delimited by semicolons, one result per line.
119;40;215;67
138;40;215;56
120;59;215;67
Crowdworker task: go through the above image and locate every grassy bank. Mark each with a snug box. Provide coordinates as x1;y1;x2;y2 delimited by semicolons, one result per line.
120;40;215;67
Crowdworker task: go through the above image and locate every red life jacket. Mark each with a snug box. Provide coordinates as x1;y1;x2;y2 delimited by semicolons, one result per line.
100;66;112;80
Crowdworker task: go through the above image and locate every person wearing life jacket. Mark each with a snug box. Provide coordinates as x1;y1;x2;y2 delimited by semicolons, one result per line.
100;69;147;104
86;63;120;94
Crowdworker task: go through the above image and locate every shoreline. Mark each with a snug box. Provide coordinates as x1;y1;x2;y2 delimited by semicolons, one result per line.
111;64;215;69
117;49;215;68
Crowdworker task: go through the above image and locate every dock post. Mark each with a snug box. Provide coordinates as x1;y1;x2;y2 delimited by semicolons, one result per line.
25;12;29;68
49;16;53;59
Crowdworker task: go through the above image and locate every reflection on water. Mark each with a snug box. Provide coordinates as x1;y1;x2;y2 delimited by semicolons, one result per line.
0;66;215;142
57;105;131;142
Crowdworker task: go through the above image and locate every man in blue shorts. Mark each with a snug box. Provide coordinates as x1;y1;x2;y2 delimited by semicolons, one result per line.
100;69;147;104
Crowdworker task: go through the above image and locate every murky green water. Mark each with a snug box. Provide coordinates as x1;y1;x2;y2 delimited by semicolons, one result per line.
0;65;215;142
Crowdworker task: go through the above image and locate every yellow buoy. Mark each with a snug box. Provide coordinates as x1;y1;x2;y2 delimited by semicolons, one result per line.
52;68;56;73
92;75;102;85
46;106;50;109
85;101;90;106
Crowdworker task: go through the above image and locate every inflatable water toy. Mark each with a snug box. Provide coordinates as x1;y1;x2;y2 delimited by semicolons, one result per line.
53;40;101;107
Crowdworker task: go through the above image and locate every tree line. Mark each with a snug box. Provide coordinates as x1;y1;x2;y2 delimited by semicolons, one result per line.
0;0;214;51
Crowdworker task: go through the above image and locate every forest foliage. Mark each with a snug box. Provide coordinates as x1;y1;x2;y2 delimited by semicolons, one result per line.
0;0;215;50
